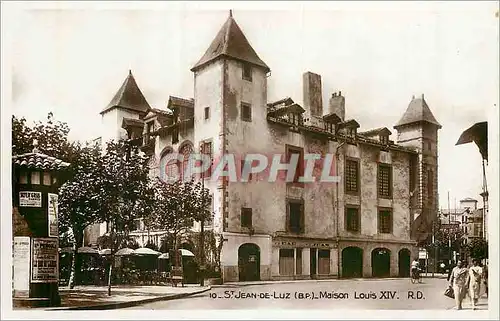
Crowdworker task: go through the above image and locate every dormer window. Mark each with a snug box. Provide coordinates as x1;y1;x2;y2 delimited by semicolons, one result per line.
348;128;357;138
380;135;389;145
289;112;302;126
242;63;252;81
324;122;335;133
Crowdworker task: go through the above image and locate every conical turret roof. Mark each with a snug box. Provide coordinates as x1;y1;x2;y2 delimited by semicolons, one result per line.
191;11;270;72
101;70;151;115
394;94;441;129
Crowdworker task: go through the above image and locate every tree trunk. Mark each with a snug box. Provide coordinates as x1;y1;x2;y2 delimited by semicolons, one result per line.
107;261;113;296
68;231;83;289
68;240;77;289
108;222;114;296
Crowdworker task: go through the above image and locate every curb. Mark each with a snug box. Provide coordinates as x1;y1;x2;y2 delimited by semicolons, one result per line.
45;286;211;311
212;277;443;288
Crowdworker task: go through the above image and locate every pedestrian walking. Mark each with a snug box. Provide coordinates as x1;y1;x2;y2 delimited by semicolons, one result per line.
448;260;469;310
468;259;483;310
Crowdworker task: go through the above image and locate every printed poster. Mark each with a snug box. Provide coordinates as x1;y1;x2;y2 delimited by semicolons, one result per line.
13;236;31;294
19;191;42;207
31;238;58;283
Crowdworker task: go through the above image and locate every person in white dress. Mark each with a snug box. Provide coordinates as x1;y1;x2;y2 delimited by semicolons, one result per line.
468;258;483;310
449;260;469;310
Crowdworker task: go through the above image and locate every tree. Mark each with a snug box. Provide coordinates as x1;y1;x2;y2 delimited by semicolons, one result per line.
58;142;103;288
12;113;79;164
149;179;194;267
466;238;488;260
12;113;105;288
146;177;212;268
422;219;466;269
97;139;155;295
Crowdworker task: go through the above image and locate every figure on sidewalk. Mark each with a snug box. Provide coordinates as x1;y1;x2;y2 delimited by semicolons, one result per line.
448;260;469;310
482;262;488;298
468;259;483;310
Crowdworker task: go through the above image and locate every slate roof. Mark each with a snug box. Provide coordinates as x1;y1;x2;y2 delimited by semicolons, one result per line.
167;96;194;110
394;94;441;128
144;108;173;120
101;70;152;115
339;119;360;129
12;153;70;170
191;11;270;72
359;127;392;137
267;97;295;108
122;118;144;128
323;113;342;124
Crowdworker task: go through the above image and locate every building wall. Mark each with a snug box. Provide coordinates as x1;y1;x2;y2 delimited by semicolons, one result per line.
101;108;140;147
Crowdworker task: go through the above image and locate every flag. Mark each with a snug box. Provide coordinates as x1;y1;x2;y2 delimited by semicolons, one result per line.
456;121;488;161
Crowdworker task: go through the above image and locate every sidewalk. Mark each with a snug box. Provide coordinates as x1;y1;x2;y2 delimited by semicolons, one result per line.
19;285;210;310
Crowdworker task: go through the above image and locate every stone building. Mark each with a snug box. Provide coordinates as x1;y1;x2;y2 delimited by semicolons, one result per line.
88;11;441;281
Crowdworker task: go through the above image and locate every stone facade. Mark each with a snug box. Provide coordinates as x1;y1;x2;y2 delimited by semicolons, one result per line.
90;12;441;282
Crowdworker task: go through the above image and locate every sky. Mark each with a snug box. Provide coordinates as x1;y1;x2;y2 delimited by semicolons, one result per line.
6;1;499;210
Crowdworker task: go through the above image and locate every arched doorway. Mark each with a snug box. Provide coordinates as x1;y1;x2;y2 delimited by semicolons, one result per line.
341;247;363;278
372;248;391;277
398;249;411;277
238;243;260;281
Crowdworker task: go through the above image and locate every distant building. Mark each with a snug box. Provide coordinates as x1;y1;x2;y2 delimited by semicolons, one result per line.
85;11;441;281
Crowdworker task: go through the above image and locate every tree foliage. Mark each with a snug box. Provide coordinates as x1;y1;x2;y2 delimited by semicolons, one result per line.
466;238;488;260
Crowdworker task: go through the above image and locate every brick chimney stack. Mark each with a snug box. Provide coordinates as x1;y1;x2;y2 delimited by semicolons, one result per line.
328;91;345;121
303;72;323;118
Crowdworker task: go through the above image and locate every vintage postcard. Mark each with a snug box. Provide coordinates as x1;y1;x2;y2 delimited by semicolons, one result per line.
2;1;498;320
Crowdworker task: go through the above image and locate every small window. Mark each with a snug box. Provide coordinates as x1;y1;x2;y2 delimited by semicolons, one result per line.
242;63;252;81
201;141;213;178
204;107;210;120
378;164;392;198
287;200;304;233
31;171;40;185
241;102;252;122
380;135;389;145
19;170;28;184
345;159;359;194
241;208;252;228
286;145;304;185
378;209;392;234
43;172;51;186
345;207;360;232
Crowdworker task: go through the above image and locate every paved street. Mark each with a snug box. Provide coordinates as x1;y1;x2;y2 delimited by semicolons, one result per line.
125;278;488;310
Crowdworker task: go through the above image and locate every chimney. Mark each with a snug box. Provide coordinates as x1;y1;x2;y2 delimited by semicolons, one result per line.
328;91;345;121
303;72;323;118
